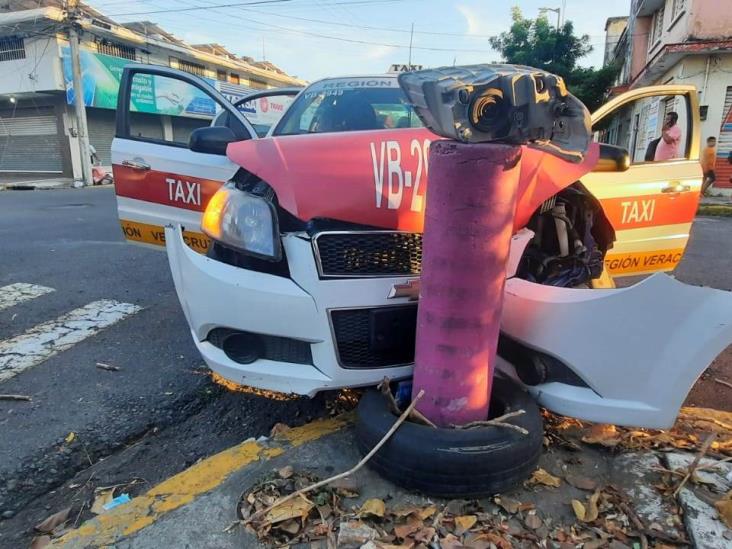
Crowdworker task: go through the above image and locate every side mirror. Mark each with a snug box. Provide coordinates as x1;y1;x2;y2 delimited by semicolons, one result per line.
189;126;237;155
595;143;630;172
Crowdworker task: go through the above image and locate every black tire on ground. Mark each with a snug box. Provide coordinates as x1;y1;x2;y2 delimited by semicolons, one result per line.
355;376;544;498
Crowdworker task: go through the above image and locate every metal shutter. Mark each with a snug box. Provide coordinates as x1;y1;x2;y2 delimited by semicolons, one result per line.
0;107;63;172
129;111;164;141
87;108;116;165
172;116;210;145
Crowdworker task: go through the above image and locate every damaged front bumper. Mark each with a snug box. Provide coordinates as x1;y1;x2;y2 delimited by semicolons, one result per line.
501;274;732;428
164;225;415;396
165;224;732;428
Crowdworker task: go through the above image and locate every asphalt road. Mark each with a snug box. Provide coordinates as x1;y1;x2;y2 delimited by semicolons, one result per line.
0;187;333;547
0;187;730;545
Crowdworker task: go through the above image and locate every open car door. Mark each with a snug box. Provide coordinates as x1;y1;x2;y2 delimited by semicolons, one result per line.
585;85;702;277
112;65;298;253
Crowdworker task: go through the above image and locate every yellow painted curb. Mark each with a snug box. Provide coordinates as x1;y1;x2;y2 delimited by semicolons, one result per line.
53;414;351;547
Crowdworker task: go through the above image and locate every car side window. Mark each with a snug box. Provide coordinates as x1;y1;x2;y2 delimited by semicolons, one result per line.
592;94;690;164
234;94;295;137
127;73;221;147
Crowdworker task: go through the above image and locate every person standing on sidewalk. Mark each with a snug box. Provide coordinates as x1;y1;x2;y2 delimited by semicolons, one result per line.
701;136;717;196
654;112;682;161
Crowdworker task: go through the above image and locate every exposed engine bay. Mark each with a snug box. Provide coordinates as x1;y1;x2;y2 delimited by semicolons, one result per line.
517;182;615;288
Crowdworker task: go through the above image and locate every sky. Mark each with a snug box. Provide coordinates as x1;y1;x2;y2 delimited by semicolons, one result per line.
86;0;633;81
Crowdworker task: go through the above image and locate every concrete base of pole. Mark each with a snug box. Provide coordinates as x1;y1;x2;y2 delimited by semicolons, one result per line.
412;141;523;427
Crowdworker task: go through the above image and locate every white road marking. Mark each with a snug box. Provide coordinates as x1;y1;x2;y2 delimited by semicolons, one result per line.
0;300;142;382
0;283;55;312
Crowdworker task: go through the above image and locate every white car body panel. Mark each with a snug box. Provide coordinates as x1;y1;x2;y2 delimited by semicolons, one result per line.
166;223;732;428
501;275;732;428
165;225;415;395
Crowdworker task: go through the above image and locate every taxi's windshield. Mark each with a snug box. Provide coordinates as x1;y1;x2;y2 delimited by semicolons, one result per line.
273;78;423;136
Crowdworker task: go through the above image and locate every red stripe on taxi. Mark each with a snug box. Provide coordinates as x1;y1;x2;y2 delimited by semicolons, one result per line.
113;164;223;212
599;191;699;231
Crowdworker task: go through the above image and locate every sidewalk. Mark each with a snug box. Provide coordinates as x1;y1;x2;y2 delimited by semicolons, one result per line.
48;408;732;548
0;177;75;191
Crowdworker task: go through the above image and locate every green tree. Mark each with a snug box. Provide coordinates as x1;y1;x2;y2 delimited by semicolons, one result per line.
489;7;618;111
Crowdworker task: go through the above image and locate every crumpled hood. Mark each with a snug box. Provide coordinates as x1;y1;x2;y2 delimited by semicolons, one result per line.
226;128;599;232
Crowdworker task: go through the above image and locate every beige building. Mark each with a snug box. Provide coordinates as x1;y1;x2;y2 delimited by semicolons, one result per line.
0;0;304;178
605;0;732;192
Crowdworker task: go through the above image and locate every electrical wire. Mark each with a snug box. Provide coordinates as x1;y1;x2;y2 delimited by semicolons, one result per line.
106;0;405;17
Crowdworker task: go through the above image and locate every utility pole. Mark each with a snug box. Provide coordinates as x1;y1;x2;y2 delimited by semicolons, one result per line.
67;0;93;186
408;22;414;68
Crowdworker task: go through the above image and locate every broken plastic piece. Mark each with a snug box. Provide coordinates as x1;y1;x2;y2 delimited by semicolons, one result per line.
103;493;131;511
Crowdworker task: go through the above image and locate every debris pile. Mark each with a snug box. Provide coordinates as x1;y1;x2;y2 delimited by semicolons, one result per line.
237;467;693;548
544;407;732;457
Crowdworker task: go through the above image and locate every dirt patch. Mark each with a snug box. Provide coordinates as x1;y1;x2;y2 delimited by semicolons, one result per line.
685;344;732;412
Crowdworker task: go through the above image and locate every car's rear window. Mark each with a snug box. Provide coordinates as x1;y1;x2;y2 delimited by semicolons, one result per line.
273;77;423;136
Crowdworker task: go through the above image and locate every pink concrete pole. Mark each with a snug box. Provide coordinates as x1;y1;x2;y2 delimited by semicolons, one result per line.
412;141;523;427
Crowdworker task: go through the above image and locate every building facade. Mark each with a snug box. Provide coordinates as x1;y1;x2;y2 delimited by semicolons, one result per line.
605;0;732;192
0;1;304;178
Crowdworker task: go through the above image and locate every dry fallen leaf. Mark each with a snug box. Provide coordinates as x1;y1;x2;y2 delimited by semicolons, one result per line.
572;499;586;521
585;490;601;522
269;423;291;437
715;491;732;528
454;514;477;535
277;465;294;479
413;526;436;543
392;505;419;518
29;535;51;549
264;497;313;524
64;432;75;444
440;533;463;549
529;468;561;488
35;507;71;534
417;505;437;520
573;490;601;523
359;498;386;518
494;496;521;514
565;473;598;491
581;424;621;447
90;488;116;515
276;519;300;535
394;522;421;540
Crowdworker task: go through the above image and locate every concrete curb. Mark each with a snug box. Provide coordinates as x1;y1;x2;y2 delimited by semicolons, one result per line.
698;204;732;216
0;179;74;191
0;180;115;191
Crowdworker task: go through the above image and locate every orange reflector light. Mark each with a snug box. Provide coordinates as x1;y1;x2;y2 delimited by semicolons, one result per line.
201;187;230;239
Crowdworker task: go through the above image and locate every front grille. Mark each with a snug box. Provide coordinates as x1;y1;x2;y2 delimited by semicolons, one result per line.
207;328;312;365
331;306;417;369
314;231;422;277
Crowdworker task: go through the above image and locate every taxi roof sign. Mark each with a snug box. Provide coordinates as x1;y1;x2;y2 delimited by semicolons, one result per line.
388;63;423;73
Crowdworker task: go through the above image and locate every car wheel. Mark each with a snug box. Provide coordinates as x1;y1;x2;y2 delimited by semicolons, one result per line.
355;376;543;497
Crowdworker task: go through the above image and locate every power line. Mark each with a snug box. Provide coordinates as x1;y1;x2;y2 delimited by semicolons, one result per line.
106;0;404;17
107;0;294;16
188;12;496;53
102;0;496;54
237;7;497;38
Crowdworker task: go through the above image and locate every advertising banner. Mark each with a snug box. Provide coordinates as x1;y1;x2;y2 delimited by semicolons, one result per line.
61;46;293;125
61;46;218;118
218;81;294;128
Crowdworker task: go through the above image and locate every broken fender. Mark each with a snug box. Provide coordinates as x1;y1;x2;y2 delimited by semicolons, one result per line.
501;274;732;428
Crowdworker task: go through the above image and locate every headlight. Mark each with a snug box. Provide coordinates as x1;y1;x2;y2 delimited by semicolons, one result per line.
201;184;281;261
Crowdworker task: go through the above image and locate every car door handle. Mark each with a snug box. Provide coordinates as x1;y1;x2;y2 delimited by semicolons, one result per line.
121;159;151;171
661;182;691;193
